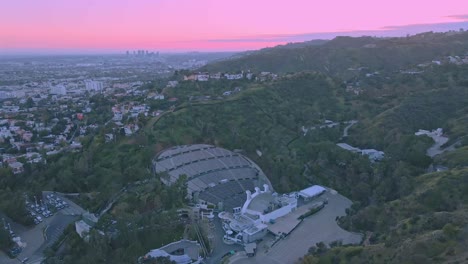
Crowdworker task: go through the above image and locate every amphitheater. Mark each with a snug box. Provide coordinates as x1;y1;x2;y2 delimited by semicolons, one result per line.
153;144;271;211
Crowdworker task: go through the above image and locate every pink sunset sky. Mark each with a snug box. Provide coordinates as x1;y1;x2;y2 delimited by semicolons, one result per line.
1;0;468;53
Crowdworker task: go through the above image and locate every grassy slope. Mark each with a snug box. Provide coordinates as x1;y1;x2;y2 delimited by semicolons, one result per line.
302;168;468;264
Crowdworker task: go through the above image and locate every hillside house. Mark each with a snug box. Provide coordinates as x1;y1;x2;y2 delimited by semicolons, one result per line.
8;161;24;174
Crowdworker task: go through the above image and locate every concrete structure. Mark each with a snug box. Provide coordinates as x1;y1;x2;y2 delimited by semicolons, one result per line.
336;143;360;153
84;80;104;92
230;191;362;264
8;161;24;174
225;73;243;80
220;184;326;246
241;185;297;224
244;243;257;257
197;74;209;81
0;91;14;99
74;212;99;240
167;80;179;87
75;220;91;238
153;144;271;212
361;149;385;161
299;185;326;201
210;73;221;79
49;85;67;95
139;240;202;264
336;143;384;161
112;112;123;121
219;211;268;245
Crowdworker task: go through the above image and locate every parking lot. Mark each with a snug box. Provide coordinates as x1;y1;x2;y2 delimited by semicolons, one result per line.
25;193;71;225
0;192;86;264
42;192;86;216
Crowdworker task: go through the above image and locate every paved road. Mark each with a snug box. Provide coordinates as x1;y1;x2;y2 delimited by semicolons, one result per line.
41;214;78;249
342;120;358;138
427;138;461;158
426;135;449;157
231;190;362;264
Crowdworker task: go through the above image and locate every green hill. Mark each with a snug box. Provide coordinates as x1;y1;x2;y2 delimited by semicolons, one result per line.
302;168;468;264
20;31;468;264
202;31;468;75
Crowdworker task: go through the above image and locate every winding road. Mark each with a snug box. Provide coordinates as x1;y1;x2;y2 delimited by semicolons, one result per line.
342;120;358;138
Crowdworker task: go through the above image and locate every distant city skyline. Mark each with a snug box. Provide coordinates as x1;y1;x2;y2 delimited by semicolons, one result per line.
1;0;468;54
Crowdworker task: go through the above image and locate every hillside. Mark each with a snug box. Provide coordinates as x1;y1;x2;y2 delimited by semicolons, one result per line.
13;31;468;264
150;64;468;204
158;35;468;263
302;168;468;264
202;31;468;75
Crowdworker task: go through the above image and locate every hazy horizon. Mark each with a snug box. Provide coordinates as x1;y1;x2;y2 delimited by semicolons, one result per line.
2;24;468;56
1;0;468;55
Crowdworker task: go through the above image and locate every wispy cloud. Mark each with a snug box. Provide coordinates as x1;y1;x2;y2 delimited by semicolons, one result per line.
446;14;468;21
205;21;468;44
382;20;468;30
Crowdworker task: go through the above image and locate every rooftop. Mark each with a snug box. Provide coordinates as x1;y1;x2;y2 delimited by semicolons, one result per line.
299;185;326;198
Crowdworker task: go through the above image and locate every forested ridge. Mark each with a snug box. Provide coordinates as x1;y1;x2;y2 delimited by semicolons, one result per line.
203;31;468;76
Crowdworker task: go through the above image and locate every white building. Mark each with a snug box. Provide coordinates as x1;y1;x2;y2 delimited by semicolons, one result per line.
8;162;24;174
298;185;326;201
75;220;92;239
225;73;243;80
415;128;443;137
50;85;67;95
210;73;221;79
84;80;104;92
0;91;14;99
220;184;326;245
112;112;123;121
337;143;385;161
12;91;26;98
240;185;297;224
167;81;179;88
361;149;385;161
336;143;361;153
75;212;101;241
154;94;165;100
0;127;13;139
197;74;209;81
148;93;165;100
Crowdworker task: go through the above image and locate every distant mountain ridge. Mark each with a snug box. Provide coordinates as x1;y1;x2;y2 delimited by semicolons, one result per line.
202;31;468;74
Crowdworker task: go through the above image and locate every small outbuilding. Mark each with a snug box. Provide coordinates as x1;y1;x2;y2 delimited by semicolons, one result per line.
298;185;326;201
